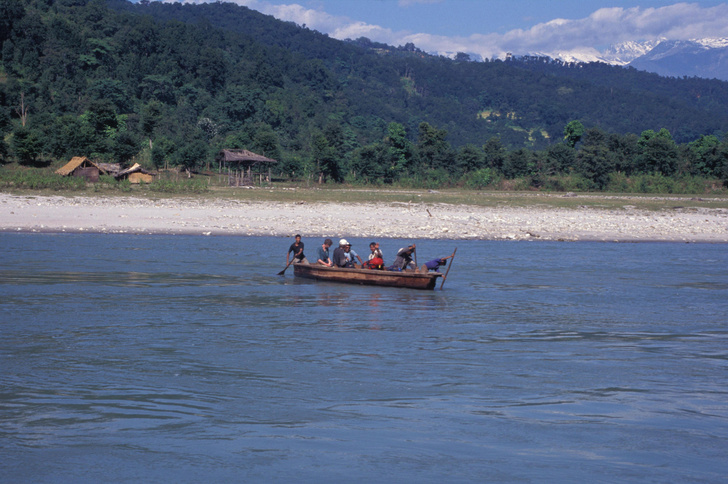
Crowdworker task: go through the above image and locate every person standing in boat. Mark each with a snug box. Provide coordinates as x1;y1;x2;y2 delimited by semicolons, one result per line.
317;238;333;266
422;256;452;272
390;244;416;271
286;234;308;265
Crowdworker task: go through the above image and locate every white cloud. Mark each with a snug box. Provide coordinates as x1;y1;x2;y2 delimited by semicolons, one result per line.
163;1;728;60
395;3;728;59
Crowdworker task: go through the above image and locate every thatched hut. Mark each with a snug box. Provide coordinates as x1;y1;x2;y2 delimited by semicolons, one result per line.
55;156;107;182
216;149;277;186
115;163;155;184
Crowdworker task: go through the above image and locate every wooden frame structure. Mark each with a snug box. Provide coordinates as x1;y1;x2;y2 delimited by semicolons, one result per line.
216;149;277;186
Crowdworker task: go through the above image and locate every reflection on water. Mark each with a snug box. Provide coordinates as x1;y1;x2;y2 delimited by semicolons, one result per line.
0;270;250;287
1;233;727;482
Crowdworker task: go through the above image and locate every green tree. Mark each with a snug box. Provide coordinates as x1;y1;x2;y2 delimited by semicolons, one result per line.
151;136;175;169
89;78;130;112
11;127;41;165
84;100;118;135
482;137;506;171
139;75;176;105
173;138;208;172
0;0;24;46
715;141;728;184
47;114;95;159
576;127;614;188
416;122;451;170
350;143;386;182
251;122;280;161
608;132;640;175
141;101;163;149
542;143;575;175
456;143;485;174
311;131;338;183
221;87;264;131
637;128;679;176
385;122;412;179
464;167;496;189
563;120;585;148
502;148;535;178
113;131;140;165
687;134;721;177
0;135;9;164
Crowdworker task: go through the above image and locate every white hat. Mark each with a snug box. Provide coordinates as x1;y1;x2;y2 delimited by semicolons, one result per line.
339;238;349;246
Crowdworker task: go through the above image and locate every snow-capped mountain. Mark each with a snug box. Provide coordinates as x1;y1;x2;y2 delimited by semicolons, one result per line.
600;40;663;65
627;38;728;81
540;39;662;66
542;38;728;81
429;37;728;81
430;51;485;62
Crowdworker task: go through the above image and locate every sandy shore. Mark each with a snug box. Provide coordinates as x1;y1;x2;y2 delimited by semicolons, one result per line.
1;192;726;242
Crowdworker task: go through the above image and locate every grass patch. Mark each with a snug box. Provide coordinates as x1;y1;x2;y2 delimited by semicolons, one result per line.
0;166;87;190
147;178;210;193
2;164;726;212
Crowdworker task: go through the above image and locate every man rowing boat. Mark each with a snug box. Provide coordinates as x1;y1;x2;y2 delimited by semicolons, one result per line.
286;234;308;265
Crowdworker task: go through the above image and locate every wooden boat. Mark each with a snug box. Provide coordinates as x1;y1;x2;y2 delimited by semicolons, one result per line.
293;263;442;290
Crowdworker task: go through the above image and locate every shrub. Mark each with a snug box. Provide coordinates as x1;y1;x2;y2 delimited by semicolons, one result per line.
0;168;87;190
464;168;497;189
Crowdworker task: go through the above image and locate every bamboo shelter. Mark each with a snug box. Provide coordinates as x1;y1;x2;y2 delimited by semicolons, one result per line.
55;157;107;182
216;149;277;186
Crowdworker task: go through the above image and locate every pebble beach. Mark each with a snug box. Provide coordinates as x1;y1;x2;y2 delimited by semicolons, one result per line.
1;192;726;243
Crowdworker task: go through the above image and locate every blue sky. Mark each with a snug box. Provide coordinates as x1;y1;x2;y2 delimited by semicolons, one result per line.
166;1;728;59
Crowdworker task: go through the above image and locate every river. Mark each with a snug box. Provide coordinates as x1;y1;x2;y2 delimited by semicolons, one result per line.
1;234;727;482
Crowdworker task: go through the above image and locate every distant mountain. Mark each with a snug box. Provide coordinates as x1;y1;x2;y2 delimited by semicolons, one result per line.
628;38;728;81
601;40;663;66
543;38;728;81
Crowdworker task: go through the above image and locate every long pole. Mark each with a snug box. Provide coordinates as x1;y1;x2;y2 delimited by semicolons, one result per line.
440;247;457;290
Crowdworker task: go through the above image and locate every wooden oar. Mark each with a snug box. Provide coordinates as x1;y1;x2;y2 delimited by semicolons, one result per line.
277;258;295;276
439;247;457;290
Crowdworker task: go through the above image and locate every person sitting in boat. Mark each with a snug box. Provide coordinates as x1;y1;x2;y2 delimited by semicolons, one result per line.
317;238;333;267
368;242;383;261
363;241;384;269
333;239;353;268
286;234;308;265
344;243;364;267
388;244;416;271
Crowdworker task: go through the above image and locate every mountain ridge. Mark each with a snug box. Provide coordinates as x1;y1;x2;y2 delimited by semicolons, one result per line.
430;37;728;81
544;38;728;81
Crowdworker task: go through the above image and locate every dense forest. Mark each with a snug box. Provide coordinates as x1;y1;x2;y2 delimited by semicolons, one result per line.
1;0;727;191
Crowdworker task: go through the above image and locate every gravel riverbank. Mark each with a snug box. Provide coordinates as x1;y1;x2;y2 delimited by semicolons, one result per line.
1;193;726;242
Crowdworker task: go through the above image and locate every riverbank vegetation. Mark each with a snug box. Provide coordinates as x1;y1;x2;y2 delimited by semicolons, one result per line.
1;0;727;194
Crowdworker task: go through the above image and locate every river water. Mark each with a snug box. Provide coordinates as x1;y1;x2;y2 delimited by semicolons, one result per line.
1;233;727;482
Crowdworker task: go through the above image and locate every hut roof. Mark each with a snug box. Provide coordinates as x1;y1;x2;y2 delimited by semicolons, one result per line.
55;156;106;176
217;149;277;165
115;163;153;179
98;163;122;175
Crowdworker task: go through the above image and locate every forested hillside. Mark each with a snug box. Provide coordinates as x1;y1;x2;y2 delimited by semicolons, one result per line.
1;0;727;190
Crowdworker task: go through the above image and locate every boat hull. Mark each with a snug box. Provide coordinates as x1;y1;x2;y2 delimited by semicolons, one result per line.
293;264;442;290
